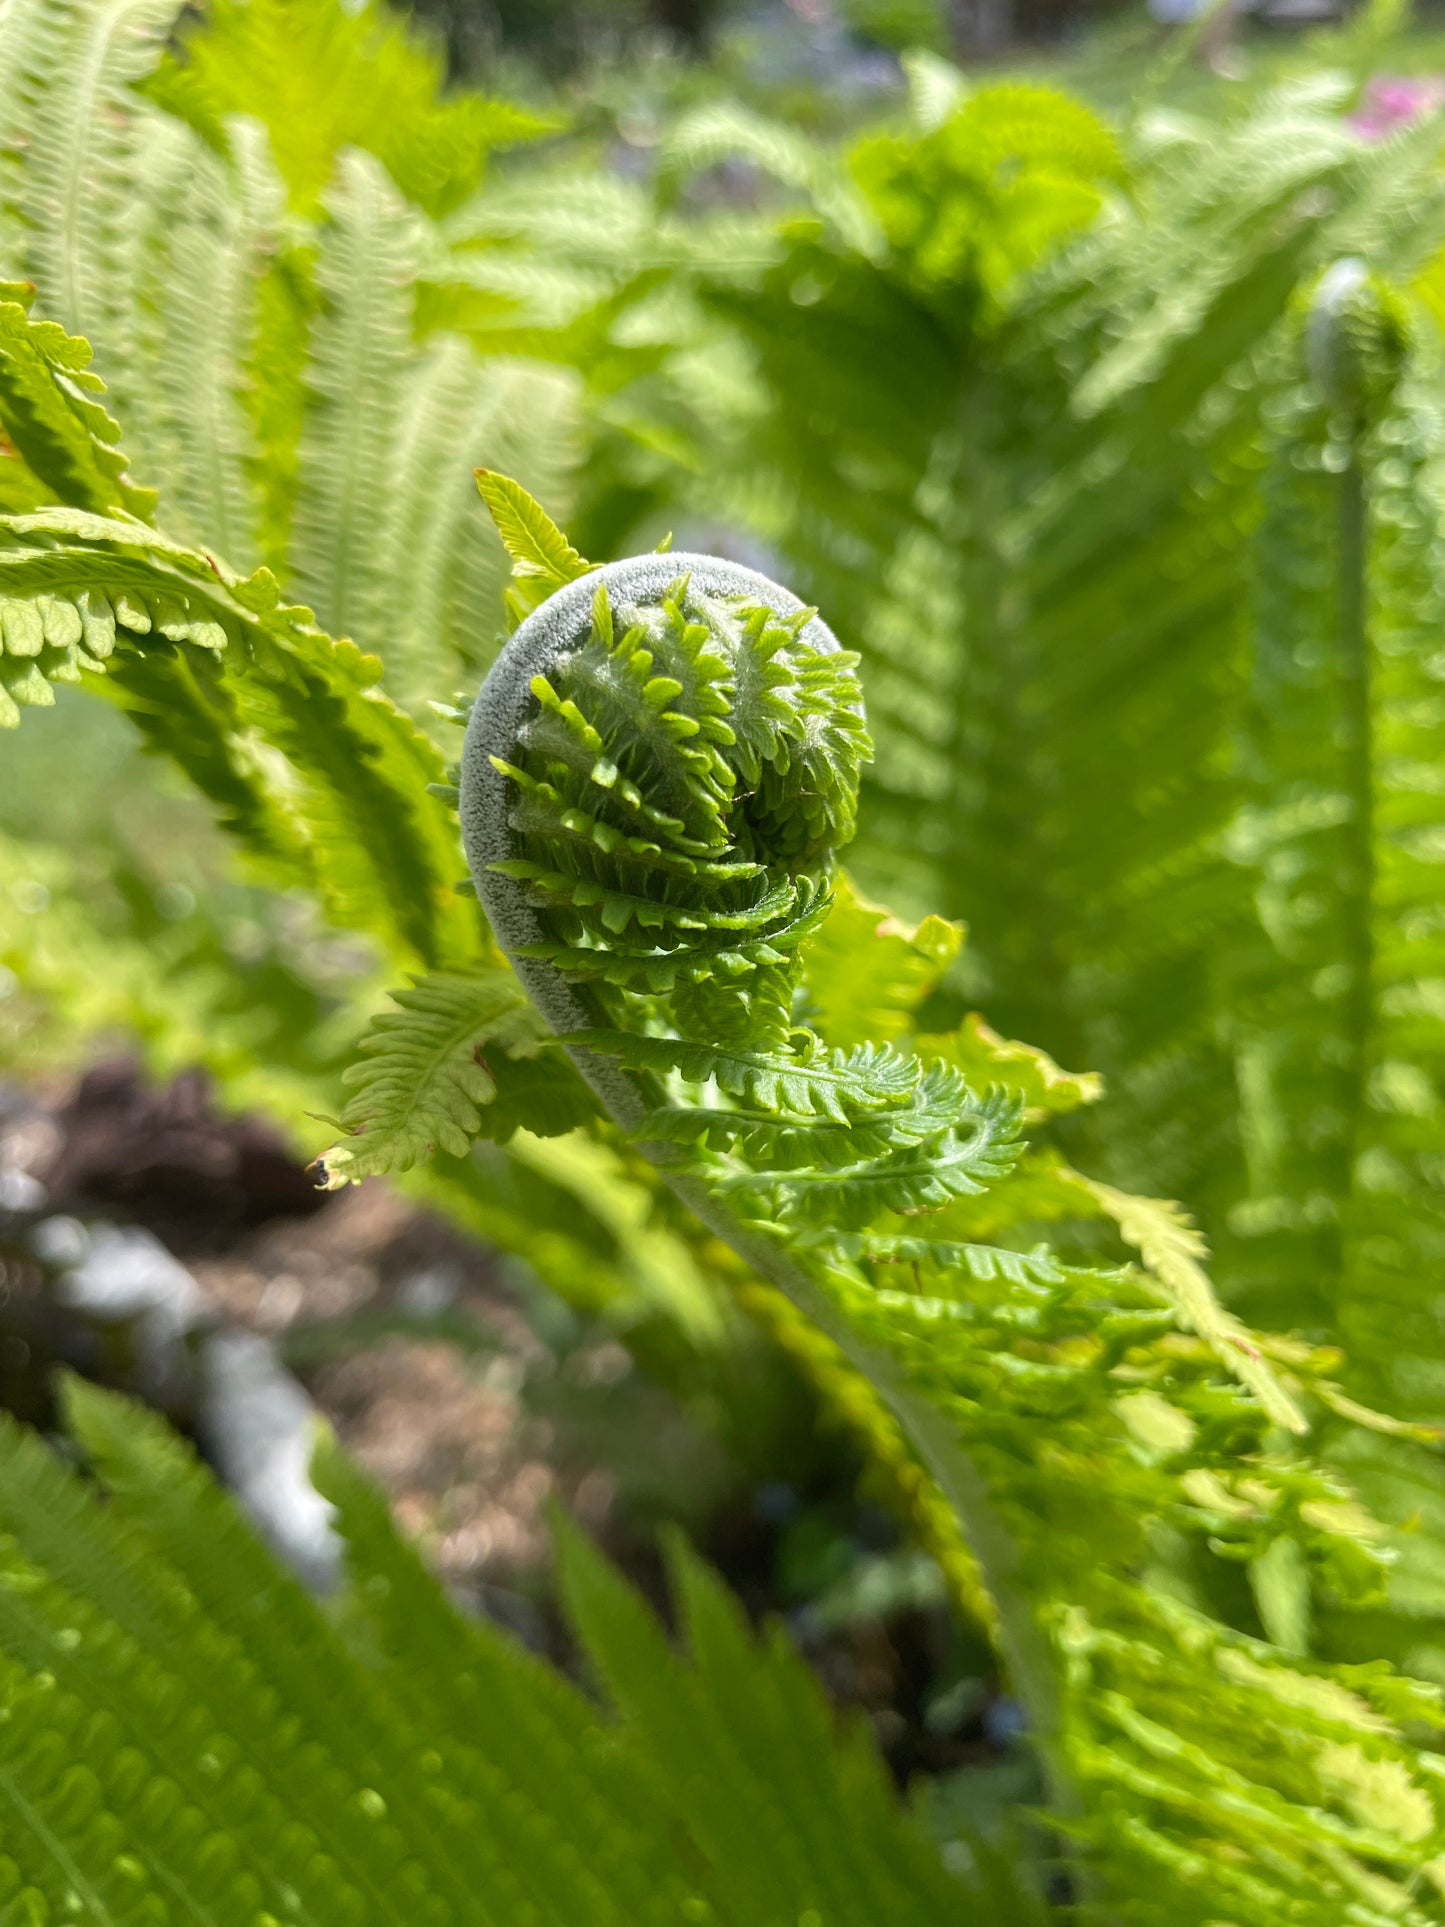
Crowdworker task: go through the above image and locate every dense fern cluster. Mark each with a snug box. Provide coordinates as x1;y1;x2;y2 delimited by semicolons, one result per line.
651;60;1445;1409
451;518;1445;1923
0;1377;997;1927
3;0;1445;1919
0;0;578;719
577;50;1445;1682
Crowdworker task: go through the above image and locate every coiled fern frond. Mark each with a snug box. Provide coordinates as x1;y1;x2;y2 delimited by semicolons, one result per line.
458;543;1012;1236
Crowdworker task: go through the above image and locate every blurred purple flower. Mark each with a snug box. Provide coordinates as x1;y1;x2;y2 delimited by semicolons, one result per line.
1350;74;1445;141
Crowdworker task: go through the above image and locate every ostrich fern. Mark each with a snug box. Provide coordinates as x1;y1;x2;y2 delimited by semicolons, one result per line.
430;488;1445;1918
1;423;1443;1911
2;10;1445;1919
620;52;1445;1668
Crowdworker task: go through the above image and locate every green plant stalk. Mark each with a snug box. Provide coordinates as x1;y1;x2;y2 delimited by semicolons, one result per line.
1336;433;1374;1215
459;551;1072;1814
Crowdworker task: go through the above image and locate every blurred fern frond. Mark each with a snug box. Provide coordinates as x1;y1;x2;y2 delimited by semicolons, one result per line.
0;0;589;708
653;64;1445;1370
0;1379;996;1927
619;62;1445;1686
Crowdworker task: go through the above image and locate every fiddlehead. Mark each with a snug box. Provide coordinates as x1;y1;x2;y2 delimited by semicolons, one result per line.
459;551;1019;1222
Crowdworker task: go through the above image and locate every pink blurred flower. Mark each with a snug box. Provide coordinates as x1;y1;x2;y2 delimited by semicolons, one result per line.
1350;74;1445;141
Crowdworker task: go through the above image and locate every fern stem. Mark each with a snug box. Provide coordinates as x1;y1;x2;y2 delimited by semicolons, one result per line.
1307;259;1385;1238
1336;437;1374;1210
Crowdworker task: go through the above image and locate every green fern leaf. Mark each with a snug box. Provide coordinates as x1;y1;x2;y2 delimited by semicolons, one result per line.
319;969;552;1184
571;1029;923;1120
1;0;179;355
143;0;560;218
379;340;581;715
0;1383;1005;1927
0;506;479;968
475;467;592;613
1081;1179;1307;1434
556;1514;978;1926
656;100;885;261
801;1230;1066;1287
801;873;962;1051
290;150;420;648
718;1086;1025;1228
917;1013;1103;1118
0;288;155;518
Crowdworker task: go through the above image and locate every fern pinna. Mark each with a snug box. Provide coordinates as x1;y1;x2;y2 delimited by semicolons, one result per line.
443;493;1445;1921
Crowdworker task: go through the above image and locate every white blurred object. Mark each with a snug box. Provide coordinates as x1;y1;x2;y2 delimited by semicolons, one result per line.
200;1330;340;1592
33;1215;341;1589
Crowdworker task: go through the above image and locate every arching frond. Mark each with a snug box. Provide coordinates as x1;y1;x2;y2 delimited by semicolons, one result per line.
0;506;480;966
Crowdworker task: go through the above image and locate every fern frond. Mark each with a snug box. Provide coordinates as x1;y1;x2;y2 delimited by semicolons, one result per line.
657;101;885;261
918;1013;1104;1118
571;1030;923;1120
1081;1179;1307;1433
807;1230;1067;1287
0;1382;1004;1927
99;110;276;566
0;285;155;518
380;339;580;711
319;968;576;1184
2;0;179;350
0;1383;484;1927
556;1515;987;1926
717;1086;1025;1228
0;828;354;1118
851;81;1122;304
0;507;228;724
0;506;479;966
9;44;1445;1917
476;464;592;607
638;1059;993;1163
145;0;558;218
290;149;420;648
801;874;961;1050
